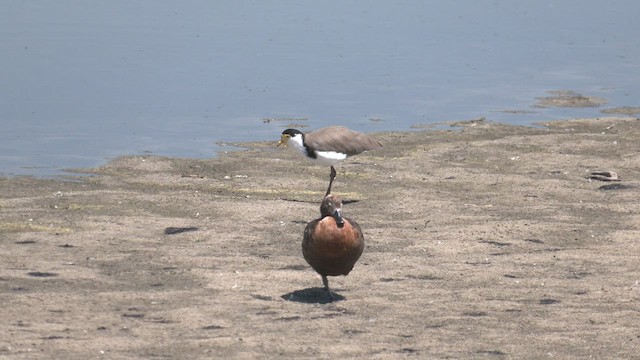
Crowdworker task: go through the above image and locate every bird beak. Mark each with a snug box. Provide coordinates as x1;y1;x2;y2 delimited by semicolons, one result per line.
276;135;287;147
332;209;345;228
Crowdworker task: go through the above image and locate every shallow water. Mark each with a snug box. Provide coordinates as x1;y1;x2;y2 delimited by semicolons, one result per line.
1;1;639;177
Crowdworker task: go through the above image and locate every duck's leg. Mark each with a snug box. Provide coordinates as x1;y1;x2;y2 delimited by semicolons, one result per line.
322;275;335;301
325;166;337;196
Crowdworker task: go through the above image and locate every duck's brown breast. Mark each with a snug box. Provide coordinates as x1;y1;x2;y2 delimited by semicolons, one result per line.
302;217;364;277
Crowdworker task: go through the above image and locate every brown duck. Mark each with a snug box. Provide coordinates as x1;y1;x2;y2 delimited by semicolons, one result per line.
302;194;365;301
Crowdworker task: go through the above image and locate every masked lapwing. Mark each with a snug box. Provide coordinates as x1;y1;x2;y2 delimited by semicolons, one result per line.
277;126;382;195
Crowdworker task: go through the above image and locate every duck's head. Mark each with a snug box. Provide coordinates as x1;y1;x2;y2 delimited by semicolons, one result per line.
321;194;345;228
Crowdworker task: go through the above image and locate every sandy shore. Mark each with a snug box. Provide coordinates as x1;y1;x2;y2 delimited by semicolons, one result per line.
1;117;639;359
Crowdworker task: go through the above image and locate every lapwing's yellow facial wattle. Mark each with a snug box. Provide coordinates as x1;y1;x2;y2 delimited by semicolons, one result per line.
276;134;290;147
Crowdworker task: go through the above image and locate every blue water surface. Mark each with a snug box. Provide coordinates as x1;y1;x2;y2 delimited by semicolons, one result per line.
1;1;638;176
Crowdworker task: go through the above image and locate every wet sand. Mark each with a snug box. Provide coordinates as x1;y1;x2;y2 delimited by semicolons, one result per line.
1;117;639;359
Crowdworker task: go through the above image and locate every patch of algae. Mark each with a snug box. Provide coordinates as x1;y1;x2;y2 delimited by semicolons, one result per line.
0;222;73;234
233;187;362;200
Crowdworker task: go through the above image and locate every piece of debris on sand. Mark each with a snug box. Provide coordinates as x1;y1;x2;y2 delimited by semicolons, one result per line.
588;170;621;182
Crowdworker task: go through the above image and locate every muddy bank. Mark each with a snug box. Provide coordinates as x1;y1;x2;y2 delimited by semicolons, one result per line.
1;117;639;359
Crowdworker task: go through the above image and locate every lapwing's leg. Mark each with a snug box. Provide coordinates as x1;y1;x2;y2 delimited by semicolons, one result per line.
322;275;335;301
325;166;337;196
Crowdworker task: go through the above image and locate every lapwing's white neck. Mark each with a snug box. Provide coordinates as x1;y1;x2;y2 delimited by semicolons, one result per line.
287;133;306;154
287;133;347;166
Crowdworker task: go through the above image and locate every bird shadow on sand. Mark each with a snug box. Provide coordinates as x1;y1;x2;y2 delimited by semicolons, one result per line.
281;198;360;205
281;288;345;304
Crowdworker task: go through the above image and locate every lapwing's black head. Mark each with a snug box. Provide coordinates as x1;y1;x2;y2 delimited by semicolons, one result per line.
277;128;304;147
282;129;303;137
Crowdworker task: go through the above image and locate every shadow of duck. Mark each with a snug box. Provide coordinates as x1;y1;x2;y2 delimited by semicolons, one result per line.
281;287;345;304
